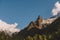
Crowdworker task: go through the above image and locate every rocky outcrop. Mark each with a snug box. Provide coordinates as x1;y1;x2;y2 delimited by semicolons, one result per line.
27;16;43;30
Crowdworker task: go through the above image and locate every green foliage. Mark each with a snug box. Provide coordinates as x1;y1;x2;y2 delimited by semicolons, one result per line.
0;17;60;40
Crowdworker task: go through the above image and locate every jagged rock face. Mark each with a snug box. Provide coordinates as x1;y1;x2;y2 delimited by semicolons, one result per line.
25;16;43;31
17;16;60;40
42;18;56;24
36;16;43;29
28;16;43;30
17;16;44;37
27;21;36;30
26;16;56;30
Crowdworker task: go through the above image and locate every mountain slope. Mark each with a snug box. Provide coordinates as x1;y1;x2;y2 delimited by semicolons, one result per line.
17;17;60;40
0;16;60;40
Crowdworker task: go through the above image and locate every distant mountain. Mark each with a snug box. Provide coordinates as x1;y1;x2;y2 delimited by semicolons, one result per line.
0;15;60;40
17;16;60;40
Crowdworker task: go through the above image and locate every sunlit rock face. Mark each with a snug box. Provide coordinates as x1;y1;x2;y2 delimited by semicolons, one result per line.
0;20;20;35
42;18;56;24
27;16;57;30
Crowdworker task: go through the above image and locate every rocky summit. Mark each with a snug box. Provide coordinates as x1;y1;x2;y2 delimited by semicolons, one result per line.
0;15;60;40
17;16;60;40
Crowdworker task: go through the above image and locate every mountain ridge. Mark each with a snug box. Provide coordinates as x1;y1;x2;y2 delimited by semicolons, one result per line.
0;15;60;40
17;16;60;40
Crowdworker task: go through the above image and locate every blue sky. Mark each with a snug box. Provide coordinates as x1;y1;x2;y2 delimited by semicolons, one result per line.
0;0;60;29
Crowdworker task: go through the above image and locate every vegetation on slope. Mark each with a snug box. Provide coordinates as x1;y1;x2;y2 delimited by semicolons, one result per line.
0;17;60;40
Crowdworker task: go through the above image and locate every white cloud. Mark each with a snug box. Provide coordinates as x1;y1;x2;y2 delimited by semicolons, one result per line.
0;20;20;34
52;1;60;16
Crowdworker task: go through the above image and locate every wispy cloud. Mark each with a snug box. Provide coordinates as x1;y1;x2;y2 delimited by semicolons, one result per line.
52;1;60;16
0;20;20;34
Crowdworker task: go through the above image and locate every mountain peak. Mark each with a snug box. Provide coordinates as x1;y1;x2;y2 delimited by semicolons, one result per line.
26;15;58;31
17;16;60;40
